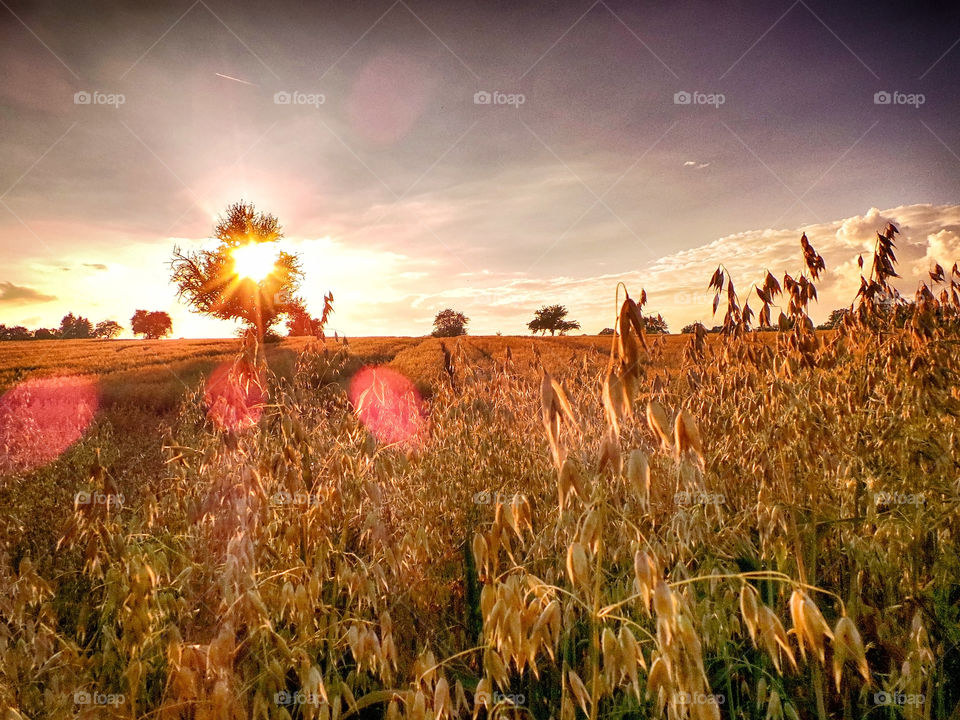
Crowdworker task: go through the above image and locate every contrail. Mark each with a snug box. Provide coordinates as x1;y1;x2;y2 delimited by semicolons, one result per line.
215;72;256;86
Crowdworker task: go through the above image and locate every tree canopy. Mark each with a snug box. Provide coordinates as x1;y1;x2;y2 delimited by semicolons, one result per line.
131;310;173;339
432;309;468;337
527;305;580;336
170;201;303;338
94;320;123;339
59;313;93;339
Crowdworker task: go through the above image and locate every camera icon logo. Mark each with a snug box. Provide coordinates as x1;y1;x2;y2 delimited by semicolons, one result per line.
73;690;92;704
874;90;892;105
874;692;891;706
274;91;292;105
474;90;492;105
74;91;91;105
674;90;692;105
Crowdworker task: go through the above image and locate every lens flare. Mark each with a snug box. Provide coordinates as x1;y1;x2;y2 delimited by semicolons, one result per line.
349;366;425;447
0;375;99;474
231;242;278;282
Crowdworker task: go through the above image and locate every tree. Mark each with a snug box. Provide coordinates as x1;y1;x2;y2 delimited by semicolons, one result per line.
0;325;32;341
817;308;849;330
170;201;304;339
59;313;93;339
131;310;173;339
94;320;123;339
33;328;56;340
681;323;704;334
432;309;468;337
286;294;334;338
527;305;580;336
598;327;615;335
644;315;669;334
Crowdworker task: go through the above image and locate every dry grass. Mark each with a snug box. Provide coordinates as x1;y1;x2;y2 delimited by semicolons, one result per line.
1;229;958;720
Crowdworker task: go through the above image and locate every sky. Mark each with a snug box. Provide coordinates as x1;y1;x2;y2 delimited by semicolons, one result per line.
1;0;959;337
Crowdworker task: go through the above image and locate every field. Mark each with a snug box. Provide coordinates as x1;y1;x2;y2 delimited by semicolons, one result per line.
2;251;960;719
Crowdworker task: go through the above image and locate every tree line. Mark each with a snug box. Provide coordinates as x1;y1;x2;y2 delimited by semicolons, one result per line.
0;310;173;341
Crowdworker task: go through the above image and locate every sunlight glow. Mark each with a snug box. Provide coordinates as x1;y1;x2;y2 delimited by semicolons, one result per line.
231;242;278;282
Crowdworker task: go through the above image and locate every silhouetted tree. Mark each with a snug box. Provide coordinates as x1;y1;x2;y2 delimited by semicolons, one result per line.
94;320;123;339
170;201;305;339
286;294;335;338
59;313;93;339
817;308;850;330
681;323;703;334
528;305;580;336
432;309;468;337
644;315;669;334
0;325;32;341
599;327;615;335
33;328;56;340
131;310;173;339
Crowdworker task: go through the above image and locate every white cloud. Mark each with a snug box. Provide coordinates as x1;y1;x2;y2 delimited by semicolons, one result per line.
414;203;960;334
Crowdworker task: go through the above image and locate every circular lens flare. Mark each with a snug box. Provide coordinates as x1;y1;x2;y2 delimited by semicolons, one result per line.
232;242;278;282
0;375;99;474
349;366;425;447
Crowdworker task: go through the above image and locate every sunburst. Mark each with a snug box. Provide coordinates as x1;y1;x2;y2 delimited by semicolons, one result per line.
231;242;278;282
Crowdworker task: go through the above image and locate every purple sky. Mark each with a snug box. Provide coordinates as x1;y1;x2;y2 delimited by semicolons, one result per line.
1;0;959;336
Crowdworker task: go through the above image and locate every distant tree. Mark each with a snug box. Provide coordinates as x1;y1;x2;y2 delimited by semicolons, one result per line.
131;310;173;339
432;309;469;337
528;305;580;336
33;328;57;340
0;325;32;341
598;327;615;335
644;315;669;334
94;320;123;339
59;313;93;339
817;308;850;330
170;201;304;340
286;295;334;338
681;322;705;334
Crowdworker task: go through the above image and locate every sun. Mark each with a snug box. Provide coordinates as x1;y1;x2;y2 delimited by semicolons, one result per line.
231;242;278;282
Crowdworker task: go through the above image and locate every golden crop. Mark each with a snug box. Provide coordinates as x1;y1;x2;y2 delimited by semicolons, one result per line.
0;225;958;719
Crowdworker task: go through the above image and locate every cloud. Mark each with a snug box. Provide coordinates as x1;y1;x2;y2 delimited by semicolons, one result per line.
0;281;57;305
406;203;960;334
683;161;710;169
83;263;109;271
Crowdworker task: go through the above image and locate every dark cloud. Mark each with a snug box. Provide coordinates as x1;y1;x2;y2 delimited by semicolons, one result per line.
0;281;57;304
83;263;108;270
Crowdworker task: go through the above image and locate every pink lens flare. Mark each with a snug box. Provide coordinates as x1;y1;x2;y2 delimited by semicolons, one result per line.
349;366;426;447
345;52;436;145
204;361;267;432
0;375;99;474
